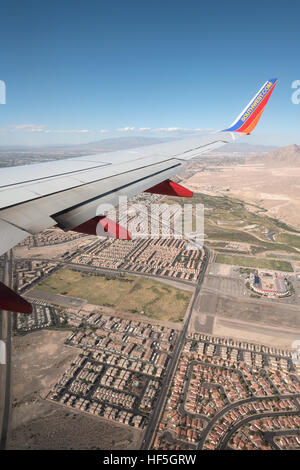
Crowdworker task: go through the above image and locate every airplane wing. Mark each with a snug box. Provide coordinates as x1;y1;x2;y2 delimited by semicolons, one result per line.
0;78;277;313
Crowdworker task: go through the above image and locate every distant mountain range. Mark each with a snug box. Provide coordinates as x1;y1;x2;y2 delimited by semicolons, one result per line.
249;144;300;166
0;136;171;154
0;136;298;169
0;137;279;156
69;136;173;151
214;142;278;154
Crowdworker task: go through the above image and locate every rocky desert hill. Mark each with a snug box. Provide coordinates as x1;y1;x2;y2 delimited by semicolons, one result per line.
249;144;300;166
185;143;300;229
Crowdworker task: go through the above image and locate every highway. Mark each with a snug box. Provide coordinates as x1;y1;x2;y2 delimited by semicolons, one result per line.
141;246;210;450
0;250;13;450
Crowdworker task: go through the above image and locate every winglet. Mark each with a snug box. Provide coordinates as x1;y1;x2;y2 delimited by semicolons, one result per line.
224;78;278;134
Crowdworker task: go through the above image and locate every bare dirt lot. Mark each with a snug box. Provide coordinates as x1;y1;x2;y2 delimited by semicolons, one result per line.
189;312;215;335
213;317;300;349
14;237;93;260
191;289;300;348
197;292;300;329
202;274;245;298
7;329;142;450
8;402;141;450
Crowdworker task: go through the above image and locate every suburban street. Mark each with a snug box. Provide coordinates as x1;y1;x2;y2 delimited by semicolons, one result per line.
140;246;210;449
197;393;300;449
219;408;300;450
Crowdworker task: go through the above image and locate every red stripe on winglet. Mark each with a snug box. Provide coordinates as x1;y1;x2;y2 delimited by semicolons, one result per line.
237;82;276;134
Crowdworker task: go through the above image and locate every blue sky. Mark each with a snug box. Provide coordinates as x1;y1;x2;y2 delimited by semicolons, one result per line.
0;0;299;146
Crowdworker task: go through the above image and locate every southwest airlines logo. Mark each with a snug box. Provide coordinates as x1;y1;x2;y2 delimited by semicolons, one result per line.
224;78;277;134
0;80;6;104
240;81;273;122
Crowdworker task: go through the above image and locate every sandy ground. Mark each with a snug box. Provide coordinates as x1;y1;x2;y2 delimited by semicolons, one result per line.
191;289;300;349
213;317;300;349
7;329;142;450
184;165;300;228
7;401;142;450
208;263;234;277
197;291;300;328
14;237;93;260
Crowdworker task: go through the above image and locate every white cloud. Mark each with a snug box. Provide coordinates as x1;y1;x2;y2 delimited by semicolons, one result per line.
50;129;89;134
153;127;184;132
3;125;91;134
151;127;214;134
9;124;46;132
117;126;136;132
30;128;46;132
194;128;214;132
0;123;215;139
114;126;210;134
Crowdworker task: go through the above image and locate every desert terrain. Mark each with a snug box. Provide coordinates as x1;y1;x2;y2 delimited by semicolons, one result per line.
184;145;300;229
189;259;300;349
7;330;142;450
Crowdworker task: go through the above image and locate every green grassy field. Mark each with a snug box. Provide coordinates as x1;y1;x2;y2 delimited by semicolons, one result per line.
36;268;192;322
164;192;300;255
215;254;293;272
277;233;300;250
266;253;300;261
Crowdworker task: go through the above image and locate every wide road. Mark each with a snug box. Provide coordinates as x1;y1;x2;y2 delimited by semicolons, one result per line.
0;250;13;450
19;257;198;289
141;246;210;450
219;408;300;450
198;392;300;449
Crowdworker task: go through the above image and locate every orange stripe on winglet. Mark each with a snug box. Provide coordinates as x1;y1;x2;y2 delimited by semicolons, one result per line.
237;82;276;134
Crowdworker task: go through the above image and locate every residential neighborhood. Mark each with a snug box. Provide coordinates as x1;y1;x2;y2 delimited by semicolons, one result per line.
47;312;178;430
153;335;300;450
